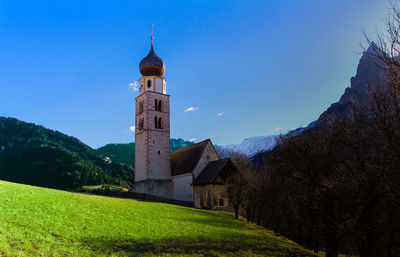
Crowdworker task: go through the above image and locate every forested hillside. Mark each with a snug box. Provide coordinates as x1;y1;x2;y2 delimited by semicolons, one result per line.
0;117;133;190
97;143;135;167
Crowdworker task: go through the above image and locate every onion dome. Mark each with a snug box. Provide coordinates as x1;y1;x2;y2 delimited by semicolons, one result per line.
139;36;165;76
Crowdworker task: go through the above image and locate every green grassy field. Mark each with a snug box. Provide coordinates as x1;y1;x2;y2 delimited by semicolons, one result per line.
0;181;314;256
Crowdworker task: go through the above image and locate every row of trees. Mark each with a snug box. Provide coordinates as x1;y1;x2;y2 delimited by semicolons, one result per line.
225;4;400;257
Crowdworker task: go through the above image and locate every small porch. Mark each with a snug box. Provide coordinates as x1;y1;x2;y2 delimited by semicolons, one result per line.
192;158;238;209
194;184;229;209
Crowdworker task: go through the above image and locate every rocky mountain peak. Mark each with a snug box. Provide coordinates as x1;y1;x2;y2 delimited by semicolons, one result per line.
303;43;386;130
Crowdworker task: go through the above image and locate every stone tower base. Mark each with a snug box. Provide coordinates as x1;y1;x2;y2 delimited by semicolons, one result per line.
134;179;173;199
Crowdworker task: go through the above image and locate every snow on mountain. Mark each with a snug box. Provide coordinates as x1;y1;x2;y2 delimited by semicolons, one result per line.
222;135;278;157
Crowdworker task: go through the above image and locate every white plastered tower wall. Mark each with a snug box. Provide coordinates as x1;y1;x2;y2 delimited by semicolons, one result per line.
134;74;172;198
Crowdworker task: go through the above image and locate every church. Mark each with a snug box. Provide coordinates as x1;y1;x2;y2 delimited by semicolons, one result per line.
134;35;238;209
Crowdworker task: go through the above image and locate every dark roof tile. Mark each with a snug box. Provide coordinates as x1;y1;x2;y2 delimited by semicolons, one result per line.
170;139;210;176
192;158;235;186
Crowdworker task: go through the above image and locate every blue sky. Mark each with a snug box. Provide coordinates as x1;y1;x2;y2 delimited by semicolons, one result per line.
0;0;389;148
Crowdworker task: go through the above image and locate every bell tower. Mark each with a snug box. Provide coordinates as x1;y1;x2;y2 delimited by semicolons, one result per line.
134;34;172;198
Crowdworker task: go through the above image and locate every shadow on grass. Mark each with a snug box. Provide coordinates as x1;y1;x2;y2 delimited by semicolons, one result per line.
73;205;313;256
168;207;260;234
172;206;245;223
172;216;250;231
78;235;314;256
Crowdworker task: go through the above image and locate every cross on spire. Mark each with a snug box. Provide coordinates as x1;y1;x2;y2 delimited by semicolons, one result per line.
151;24;154;42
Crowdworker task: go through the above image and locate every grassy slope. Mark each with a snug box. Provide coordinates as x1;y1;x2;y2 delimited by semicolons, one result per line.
0;181;314;257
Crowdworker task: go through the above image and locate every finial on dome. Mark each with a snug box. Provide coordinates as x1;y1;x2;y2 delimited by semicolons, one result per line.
139;25;165;76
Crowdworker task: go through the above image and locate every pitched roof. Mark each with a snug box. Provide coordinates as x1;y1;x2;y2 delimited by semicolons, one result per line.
192;158;234;186
170;139;210;176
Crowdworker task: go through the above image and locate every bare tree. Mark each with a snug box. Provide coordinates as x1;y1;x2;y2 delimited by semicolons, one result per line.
218;148;251;219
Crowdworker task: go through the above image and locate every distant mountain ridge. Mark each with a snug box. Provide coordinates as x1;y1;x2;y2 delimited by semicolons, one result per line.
98;137;277;164
253;44;385;167
0;117;133;190
220;46;383;160
97;138;194;167
290;44;384;135
220;136;278;157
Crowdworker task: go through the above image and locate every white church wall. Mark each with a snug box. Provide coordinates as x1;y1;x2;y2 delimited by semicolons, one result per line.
172;173;193;202
193;185;228;209
134;131;147;181
192;142;219;179
155;78;163;93
162;80;166;94
194;186;203;208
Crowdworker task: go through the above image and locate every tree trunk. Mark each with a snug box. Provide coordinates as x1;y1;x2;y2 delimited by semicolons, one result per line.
358;242;366;257
358;239;375;257
314;240;319;254
324;233;338;257
245;204;252;222
234;205;239;219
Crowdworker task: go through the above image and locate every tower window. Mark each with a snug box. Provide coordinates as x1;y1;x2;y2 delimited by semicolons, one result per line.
139;118;144;131
154;116;162;129
139;101;144;113
157;150;161;155
155;99;162;111
147;80;151;89
158;117;162;129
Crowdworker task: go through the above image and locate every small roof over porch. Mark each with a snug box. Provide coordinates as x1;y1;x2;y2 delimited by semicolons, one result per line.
192;158;237;186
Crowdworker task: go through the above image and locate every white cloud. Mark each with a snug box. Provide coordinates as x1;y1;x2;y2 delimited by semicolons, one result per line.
128;81;139;92
275;127;283;132
129;126;135;132
217;111;226;117
189;138;196;142
184;106;198;113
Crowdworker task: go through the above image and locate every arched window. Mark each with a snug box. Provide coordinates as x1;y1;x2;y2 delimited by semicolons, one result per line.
158;100;162;111
147;80;151;89
154;99;162;111
158;117;162;129
139;118;144;131
154;116;158;129
139;101;144;113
